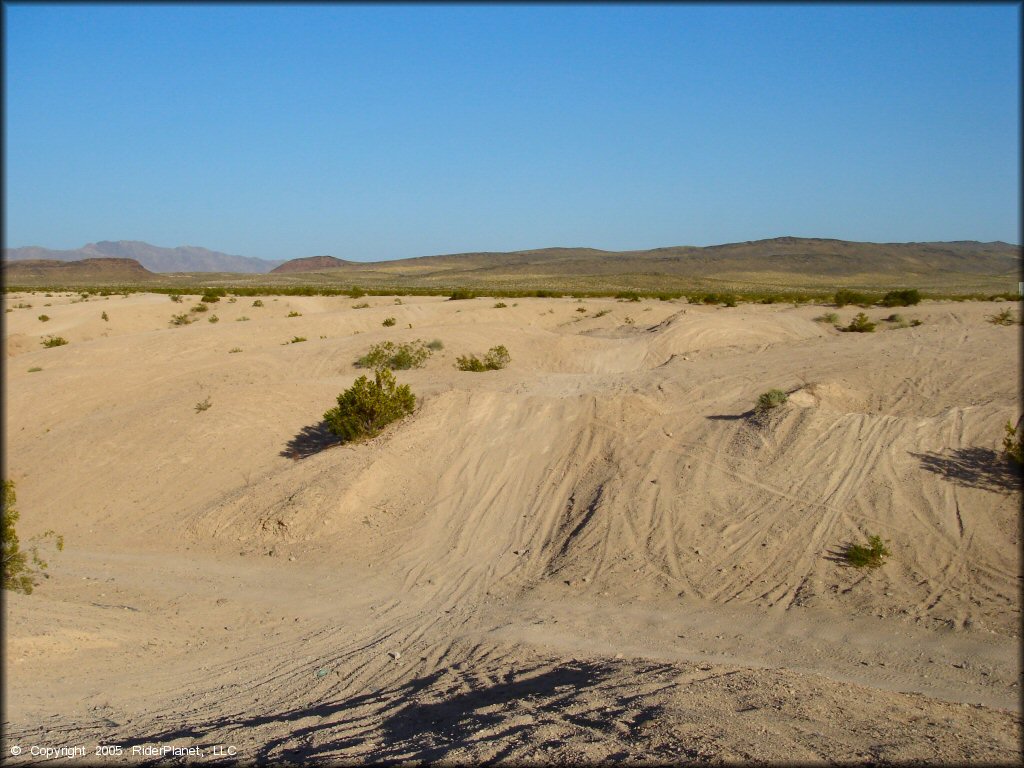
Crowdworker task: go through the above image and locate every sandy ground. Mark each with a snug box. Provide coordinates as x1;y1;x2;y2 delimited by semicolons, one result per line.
3;291;1021;764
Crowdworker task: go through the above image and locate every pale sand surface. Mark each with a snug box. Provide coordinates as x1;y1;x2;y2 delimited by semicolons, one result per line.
3;292;1021;764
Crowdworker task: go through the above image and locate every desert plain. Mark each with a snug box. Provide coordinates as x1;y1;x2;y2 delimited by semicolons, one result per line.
2;290;1021;764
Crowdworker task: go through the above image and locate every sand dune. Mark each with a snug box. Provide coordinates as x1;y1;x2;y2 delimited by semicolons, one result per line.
3;291;1020;763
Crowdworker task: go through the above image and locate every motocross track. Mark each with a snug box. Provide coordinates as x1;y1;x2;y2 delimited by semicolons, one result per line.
4;292;1021;764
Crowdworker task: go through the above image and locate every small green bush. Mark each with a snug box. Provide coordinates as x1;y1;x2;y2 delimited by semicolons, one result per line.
190;303;209;313
236;316;250;322
456;345;510;372
201;294;220;303
426;339;444;351
842;313;876;333
448;289;475;301
357;340;431;370
208;315;219;323
41;336;68;348
347;286;367;299
594;309;611;318
170;313;193;326
3;480;63;594
289;336;307;344
721;294;737;307
195;397;212;413
623;315;635;325
1004;420;1023;464
38;315;50;322
382;317;397;327
352;302;370;309
834;289;872;308
756;389;788;412
494;302;508;308
323;368;415;443
576;307;587;313
987;308;1020;326
843;534;890;568
101;311;109;322
229;347;242;353
287;310;302;317
815;312;840;323
252;300;264;307
616;291;641;302
880;289;920;307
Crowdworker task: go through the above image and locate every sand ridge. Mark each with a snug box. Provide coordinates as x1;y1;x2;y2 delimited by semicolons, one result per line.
3;292;1021;763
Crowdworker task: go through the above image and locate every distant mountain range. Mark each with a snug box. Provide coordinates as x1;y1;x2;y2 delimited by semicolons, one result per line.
265;237;1021;281
4;238;1020;293
3;241;284;273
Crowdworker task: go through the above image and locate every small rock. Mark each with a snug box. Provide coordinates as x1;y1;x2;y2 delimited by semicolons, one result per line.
288;556;296;562
389;651;401;661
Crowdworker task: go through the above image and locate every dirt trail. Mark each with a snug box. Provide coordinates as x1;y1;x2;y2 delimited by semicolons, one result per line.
4;293;1020;763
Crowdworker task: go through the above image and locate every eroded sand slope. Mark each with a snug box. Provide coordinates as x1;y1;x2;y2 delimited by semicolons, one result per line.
4;292;1021;763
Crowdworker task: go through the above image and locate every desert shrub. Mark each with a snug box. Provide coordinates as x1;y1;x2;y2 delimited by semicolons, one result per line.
41;336;68;348
843;534;890;568
494;302;508;308
702;293;720;304
884;313;905;324
842;313;876;333
170;294;183;302
987;308;1020;326
101;311;109;321
616;291;641;302
38;315;50;322
448;288;475;301
170;313;193;326
576;307;587;313
195;397;212;412
190;303;209;313
287;310;302;317
323;368;415;443
594;309;611;318
228;297;237;303
426;339;444;351
3;481;63;594
252;299;264;307
720;294;737;307
228;347;242;354
623;316;635;325
200;294;220;303
756;389;788;412
347;286;367;299
352;302;370;309
880;289;920;307
456;345;510;372
815;312;840;323
208;315;219;323
357;340;431;370
834;289;872;307
394;298;403;305
1004;419;1023;464
289;336;307;344
236;316;250;322
382;317;397;327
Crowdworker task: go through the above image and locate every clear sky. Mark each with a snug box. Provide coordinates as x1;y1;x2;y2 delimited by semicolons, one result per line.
4;3;1020;261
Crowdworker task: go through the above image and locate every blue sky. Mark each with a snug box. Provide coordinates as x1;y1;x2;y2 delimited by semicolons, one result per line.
4;3;1020;261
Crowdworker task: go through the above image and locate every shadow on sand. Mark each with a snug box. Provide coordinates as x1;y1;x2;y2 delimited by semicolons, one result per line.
280;421;344;460
911;447;1022;493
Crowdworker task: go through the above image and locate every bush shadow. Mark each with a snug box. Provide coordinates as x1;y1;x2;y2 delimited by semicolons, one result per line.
911;448;1022;493
280;421;343;460
108;659;635;764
